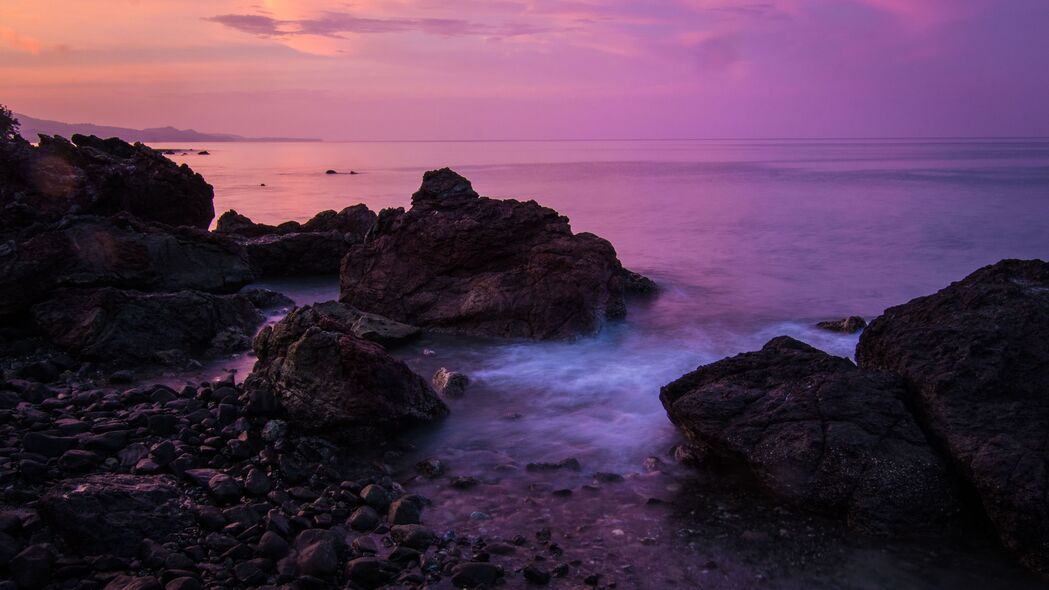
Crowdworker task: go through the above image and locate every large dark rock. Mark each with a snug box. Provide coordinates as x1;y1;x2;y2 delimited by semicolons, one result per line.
215;206;376;276
0;134;214;230
38;474;192;557
244;303;447;441
339;168;637;340
661;336;959;532
856;259;1049;572
0;215;253;317
32;287;262;364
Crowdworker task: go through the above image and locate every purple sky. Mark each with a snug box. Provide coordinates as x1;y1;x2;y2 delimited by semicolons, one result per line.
2;0;1047;140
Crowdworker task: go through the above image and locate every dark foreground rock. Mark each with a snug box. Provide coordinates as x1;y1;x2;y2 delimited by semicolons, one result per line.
0;133;214;230
39;474;192;556
215;206;376;277
245;303;447;441
0;215;253;317
339;168;645;339
32;287;262;365
857;259;1049;573
661;336;959;532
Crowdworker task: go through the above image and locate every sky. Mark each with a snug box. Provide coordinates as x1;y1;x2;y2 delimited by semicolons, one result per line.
1;0;1047;140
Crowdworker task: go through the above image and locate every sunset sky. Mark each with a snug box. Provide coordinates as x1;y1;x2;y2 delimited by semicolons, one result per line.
2;0;1047;140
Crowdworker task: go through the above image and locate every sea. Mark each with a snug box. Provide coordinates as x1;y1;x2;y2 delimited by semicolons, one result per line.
165;138;1049;589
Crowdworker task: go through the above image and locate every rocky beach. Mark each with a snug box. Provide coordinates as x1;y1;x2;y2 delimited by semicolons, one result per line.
1;121;1048;590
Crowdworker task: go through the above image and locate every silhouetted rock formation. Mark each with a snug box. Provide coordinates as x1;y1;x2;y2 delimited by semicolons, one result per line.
340;168;645;339
245;303;447;442
857;259;1049;573
0;215;253;318
815;316;867;333
0;133;214;230
32;288;262;365
215;206;376;277
661;336;959;532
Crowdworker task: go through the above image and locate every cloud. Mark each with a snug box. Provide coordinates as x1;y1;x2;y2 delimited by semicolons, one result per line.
0;26;46;54
207;10;557;40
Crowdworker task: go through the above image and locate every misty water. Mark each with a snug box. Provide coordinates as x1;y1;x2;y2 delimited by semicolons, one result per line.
168;139;1049;588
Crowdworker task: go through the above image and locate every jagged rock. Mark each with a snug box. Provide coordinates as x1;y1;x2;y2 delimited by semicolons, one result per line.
339;168;642;339
856;259;1049;573
432;368;469;399
215;206;376;276
32;287;262;365
38;474;192;557
253;301;419;351
661;336;959;532
244;303;447;442
0;215;253;317
816;316;867;333
0;134;214;230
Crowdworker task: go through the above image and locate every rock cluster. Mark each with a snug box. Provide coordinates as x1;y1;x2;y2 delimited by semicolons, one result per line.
340;168;648;340
664;259;1049;575
215;206;376;277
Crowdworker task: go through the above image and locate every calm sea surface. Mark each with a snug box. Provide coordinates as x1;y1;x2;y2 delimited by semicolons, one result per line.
169;139;1049;588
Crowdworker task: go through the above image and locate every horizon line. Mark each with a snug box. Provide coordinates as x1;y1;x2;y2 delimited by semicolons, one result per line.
314;136;1049;143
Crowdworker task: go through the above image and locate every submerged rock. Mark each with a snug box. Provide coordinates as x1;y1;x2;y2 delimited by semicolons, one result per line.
245;302;447;442
32;287;262;365
339;168;644;340
0;133;214;230
857;259;1049;573
816;316;867;333
661;336;959;532
432;368;469;399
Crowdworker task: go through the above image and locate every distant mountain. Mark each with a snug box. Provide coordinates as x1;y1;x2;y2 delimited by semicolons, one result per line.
14;114;320;143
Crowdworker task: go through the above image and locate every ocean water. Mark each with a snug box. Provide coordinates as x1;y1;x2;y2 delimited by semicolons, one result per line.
168;139;1049;588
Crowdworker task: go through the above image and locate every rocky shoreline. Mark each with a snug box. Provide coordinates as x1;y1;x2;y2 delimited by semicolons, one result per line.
1;121;1047;589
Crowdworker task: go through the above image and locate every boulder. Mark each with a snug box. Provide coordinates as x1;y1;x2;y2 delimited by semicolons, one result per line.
432;368;469;399
856;259;1049;572
32;287;262;365
0;215;253;317
38;474;192;556
244;303;447;442
253;301;419;351
339;168;639;339
215;205;376;276
0;134;214;230
816;316;867;333
660;336;959;532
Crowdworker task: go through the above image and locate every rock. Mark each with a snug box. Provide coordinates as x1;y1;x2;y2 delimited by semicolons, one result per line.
22;432;77;457
207;473;242;503
38;474;192;556
32;287;262;365
660;336;960;532
240;287;295;310
388;495;425;525
345;556;398;589
524;564;552;585
432;368;469;399
103;575;161;590
0;215;252;318
244;468;272;496
622;268;659;295
415;457;444;478
294;529;339;578
389;524;436;550
325;169;337;175
10;544;54;590
339;168;637;339
257;530;289;559
164;578;201;590
816;316;867;333
215;206;376;277
0;134;214;230
244;304;447;442
348;503;381;531
855;259;1049;573
359;485;390;510
451;562;502;588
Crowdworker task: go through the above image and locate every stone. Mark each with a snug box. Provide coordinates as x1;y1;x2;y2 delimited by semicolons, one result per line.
389;524;436;550
451;562;502;588
293;530;339;578
164;578;201;590
339;168;643;340
661;336;960;532
345;556;398;589
524;564;552;585
38;474;192;556
207;474;242;502
856;259;1049;573
257;531;289;560
388;495;424;525
10;544;55;590
22;432;77;457
32;287;262;365
244;306;446;442
816;316;867;333
103;575;161;590
432;368;469;399
348;506;380;531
